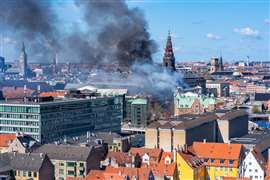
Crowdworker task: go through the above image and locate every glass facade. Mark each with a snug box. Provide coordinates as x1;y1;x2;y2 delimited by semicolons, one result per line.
0;96;123;143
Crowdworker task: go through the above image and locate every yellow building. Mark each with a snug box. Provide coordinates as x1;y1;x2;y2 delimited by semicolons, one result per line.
191;142;244;180
176;148;206;180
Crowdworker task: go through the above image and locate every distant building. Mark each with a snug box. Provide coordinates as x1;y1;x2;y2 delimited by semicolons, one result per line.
191;142;244;180
174;92;216;116
0;94;123;143
206;80;230;97
126;98;149;127
210;56;224;73
145;113;218;151
183;71;207;94
18;42;28;79
0;152;54;180
163;31;176;71
32;143;106;180
0;56;6;72
246;83;267;94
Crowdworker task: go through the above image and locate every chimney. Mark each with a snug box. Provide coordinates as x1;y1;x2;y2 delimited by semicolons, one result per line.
203;139;206;143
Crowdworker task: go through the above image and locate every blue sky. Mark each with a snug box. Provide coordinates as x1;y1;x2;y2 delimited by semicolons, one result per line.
1;0;269;63
127;0;270;62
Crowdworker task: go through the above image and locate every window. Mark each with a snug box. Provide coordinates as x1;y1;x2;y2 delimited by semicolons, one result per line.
67;170;75;176
23;171;27;177
210;159;215;164
79;163;84;167
249;162;252;165
60;162;65;166
255;176;258;179
28;171;32;177
249;169;252;172
67;162;76;167
33;172;37;177
79;170;84;176
255;169;258;172
220;159;224;164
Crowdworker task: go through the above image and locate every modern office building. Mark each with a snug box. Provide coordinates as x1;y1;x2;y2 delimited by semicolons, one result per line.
0;95;123;143
125;98;149;127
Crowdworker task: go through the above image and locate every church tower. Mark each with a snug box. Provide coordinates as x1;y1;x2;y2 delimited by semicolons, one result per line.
163;31;176;71
218;55;224;71
19;42;28;79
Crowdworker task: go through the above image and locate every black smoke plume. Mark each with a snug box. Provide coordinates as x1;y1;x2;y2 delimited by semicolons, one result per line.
0;0;156;66
73;0;157;66
0;0;60;52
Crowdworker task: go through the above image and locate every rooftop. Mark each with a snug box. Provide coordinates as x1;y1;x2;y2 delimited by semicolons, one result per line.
0;133;16;147
191;142;243;168
0;152;48;171
131;98;147;105
32;144;92;161
147;113;218;130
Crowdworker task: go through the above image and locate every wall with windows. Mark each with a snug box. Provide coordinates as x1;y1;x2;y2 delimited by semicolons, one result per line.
241;151;265;180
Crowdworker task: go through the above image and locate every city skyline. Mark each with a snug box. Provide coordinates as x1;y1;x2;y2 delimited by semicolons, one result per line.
0;0;269;63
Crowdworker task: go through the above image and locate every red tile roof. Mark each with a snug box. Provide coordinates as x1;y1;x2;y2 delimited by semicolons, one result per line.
191;142;243;168
0;133;16;147
129;147;162;163
39;91;65;97
2;87;34;99
149;152;177;177
106;151;132;165
104;166;152;180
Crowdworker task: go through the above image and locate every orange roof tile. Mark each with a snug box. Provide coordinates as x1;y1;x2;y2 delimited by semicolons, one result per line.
2;87;34;99
191;142;243;168
39;91;65;97
150;152;176;177
105;166;152;180
0;133;16;147
86;170;106;180
106;151;132;165
129;147;162;162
